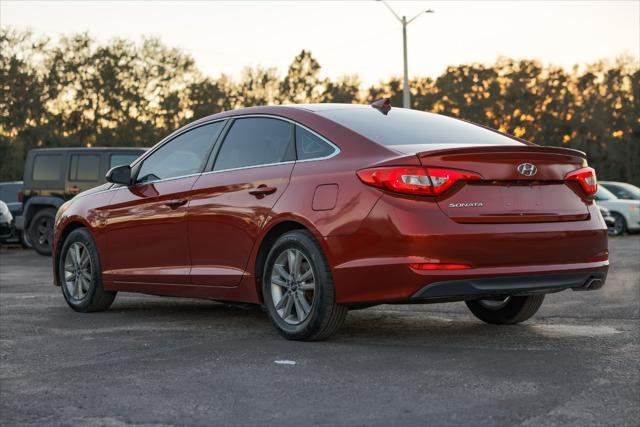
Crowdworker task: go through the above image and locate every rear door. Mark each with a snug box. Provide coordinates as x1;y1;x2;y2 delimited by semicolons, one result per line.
417;146;590;223
188;117;295;287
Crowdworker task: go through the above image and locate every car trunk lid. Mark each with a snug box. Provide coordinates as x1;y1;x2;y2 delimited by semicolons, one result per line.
415;145;591;224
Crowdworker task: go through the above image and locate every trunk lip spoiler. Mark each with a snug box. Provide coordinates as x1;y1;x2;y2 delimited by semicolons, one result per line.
414;145;587;160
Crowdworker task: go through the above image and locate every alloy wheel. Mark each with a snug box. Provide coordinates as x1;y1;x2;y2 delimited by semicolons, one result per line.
63;242;93;301
270;248;316;325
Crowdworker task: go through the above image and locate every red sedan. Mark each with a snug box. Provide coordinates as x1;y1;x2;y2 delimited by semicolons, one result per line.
52;102;608;340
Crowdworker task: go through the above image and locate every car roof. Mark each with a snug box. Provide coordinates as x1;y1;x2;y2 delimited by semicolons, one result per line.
285;103;373;112
190;103;374;125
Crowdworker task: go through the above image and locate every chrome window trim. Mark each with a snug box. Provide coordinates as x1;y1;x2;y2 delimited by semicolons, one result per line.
201;161;296;177
129;118;229;168
130;119;228;185
208;114;341;174
92;114;341;189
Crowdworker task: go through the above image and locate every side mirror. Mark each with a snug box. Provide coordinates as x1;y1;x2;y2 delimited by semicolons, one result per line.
106;165;132;186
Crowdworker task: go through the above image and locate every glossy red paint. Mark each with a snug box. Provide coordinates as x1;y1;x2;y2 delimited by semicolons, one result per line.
53;104;608;307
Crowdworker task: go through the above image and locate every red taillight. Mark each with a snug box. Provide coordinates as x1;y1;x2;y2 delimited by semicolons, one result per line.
356;166;481;196
565;167;597;195
409;263;471;270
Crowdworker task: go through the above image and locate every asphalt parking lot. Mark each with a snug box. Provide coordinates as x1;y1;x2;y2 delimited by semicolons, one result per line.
1;237;638;426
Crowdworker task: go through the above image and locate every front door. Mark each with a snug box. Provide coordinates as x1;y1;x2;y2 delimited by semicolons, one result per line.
101;121;225;286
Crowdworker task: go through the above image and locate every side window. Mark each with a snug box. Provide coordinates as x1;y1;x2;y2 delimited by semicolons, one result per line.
213;118;293;171
295;126;336;160
32;155;62;181
136;122;224;184
110;153;142;169
69;154;100;181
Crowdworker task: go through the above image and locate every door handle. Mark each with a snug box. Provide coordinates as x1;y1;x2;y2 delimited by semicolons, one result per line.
249;185;277;199
164;199;188;209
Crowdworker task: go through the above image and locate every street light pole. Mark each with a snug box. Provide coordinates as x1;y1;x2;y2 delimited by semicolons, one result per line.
378;1;434;108
401;16;409;109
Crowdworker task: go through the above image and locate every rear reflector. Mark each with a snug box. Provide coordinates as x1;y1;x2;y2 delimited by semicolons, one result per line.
357;166;482;196
565;167;597;195
409;263;471;270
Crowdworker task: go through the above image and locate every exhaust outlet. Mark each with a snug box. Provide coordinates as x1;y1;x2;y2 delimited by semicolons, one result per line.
584;278;604;290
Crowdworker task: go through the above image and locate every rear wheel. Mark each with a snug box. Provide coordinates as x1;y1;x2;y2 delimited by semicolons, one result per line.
29;208;56;255
608;213;627;236
465;295;545;324
59;228;116;312
262;230;347;341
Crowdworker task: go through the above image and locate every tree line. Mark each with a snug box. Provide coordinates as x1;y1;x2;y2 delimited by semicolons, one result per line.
1;29;638;184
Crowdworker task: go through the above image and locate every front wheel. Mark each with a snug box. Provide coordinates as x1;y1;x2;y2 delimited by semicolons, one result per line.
465;294;545;325
262;230;347;341
59;228;116;312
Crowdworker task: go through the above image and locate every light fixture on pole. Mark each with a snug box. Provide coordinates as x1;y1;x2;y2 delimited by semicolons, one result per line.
377;1;434;108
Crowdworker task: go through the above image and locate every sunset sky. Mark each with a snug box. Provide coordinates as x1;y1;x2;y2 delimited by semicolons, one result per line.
1;0;638;85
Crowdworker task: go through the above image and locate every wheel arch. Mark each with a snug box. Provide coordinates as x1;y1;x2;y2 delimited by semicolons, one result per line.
253;217;326;302
23;197;64;228
53;220;92;287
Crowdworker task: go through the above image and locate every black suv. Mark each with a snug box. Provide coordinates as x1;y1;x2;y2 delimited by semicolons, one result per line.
16;147;146;255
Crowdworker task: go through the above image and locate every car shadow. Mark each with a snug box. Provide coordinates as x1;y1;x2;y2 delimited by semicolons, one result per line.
97;297;609;347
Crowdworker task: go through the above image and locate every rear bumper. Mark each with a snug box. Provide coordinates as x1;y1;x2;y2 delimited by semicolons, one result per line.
411;270;607;301
324;193;609;304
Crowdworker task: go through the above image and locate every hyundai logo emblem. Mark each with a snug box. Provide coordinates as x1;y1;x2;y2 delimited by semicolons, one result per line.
517;163;537;177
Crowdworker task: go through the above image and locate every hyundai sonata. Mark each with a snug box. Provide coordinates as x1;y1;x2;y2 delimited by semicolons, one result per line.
53;102;609;340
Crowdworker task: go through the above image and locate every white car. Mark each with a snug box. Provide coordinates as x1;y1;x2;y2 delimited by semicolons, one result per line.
0;200;13;241
595;186;640;236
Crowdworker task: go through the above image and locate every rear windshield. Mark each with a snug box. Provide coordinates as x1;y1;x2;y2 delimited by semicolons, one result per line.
318;107;523;147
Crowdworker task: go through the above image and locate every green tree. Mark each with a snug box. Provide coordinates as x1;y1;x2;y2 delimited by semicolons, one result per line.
280;50;324;103
1;28;638;185
0;30;51;181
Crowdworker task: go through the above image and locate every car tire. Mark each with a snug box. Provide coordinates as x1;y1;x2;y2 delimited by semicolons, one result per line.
28;208;56;255
465;294;545;325
608;213;627;236
58;228;116;312
262;230;347;341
